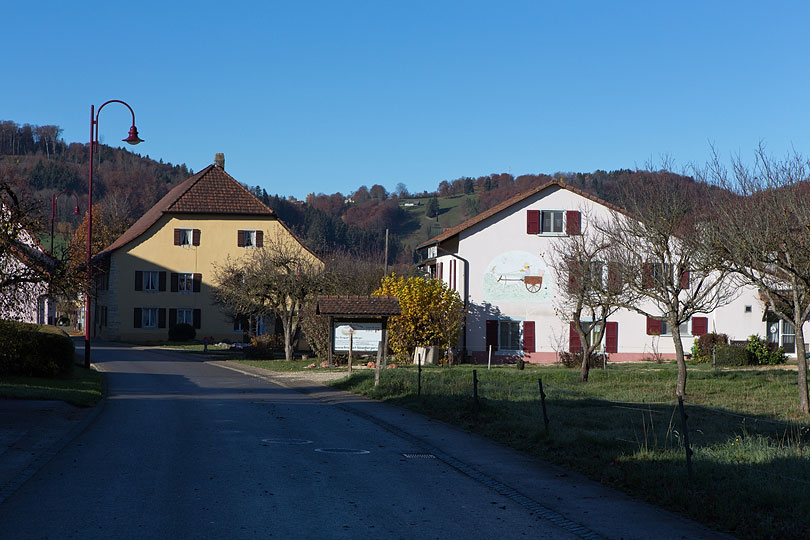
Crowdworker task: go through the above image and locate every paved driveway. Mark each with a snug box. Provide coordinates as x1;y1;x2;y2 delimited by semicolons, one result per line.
0;343;733;539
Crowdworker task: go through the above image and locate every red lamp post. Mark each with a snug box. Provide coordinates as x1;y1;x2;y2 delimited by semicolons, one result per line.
85;100;143;368
50;190;80;254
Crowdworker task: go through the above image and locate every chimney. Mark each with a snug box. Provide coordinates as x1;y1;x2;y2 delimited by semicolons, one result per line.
214;153;225;169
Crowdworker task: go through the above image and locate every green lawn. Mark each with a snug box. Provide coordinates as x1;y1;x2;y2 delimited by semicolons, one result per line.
0;358;103;407
330;362;810;540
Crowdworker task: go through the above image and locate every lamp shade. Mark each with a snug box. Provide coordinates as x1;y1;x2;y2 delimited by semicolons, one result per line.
73;203;80;215
123;125;144;145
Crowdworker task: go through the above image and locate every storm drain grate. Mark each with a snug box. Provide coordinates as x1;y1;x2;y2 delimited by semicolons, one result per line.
402;453;436;459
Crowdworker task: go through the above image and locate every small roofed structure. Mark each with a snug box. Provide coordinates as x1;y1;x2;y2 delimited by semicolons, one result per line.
316;295;400;376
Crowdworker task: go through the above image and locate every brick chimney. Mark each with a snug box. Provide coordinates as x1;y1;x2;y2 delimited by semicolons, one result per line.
214;153;225;169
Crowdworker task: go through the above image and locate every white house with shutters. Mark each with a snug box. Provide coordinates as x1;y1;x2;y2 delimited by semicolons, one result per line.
417;180;794;363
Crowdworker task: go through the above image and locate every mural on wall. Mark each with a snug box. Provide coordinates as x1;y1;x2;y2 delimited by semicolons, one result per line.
482;250;553;303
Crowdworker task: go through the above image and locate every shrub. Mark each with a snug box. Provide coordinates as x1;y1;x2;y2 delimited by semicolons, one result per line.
168;323;196;342
559;351;603;368
714;343;748;366
692;332;729;363
516;358;525;370
0;320;74;377
243;334;284;360
745;335;785;365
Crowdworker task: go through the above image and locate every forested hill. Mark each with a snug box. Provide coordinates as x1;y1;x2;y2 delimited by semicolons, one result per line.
2;119;699;262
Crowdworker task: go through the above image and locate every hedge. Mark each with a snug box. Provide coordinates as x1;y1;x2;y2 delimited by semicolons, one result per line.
0;320;75;377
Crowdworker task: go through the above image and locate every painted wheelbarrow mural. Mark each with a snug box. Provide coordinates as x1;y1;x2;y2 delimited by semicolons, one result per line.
483;250;552;303
497;273;544;293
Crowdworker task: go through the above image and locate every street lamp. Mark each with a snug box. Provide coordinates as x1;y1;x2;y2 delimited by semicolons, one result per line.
50;190;80;254
85;100;143;368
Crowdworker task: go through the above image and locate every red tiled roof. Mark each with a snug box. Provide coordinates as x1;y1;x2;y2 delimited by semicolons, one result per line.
316;296;401;316
416;179;631;250
97;164;274;257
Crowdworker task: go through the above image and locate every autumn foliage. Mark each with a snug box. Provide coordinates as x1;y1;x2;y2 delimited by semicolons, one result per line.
374;273;464;361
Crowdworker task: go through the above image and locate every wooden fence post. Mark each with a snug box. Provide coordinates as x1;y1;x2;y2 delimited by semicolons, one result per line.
538;378;549;432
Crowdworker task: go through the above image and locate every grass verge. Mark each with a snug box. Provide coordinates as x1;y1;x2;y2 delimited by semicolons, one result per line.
330;362;810;540
0;356;103;407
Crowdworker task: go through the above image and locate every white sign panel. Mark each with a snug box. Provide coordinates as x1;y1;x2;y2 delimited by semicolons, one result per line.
333;322;382;352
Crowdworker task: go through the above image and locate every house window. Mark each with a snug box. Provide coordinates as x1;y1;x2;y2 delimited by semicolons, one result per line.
541;211;564;234
177;273;193;293
176;308;194;325
244;230;257;248
661;318;689;336
177;228;193;247
581;321;604;348
782;321;796;354
499;320;522;350
143;271;160;292
142;308;159;328
238;229;263;248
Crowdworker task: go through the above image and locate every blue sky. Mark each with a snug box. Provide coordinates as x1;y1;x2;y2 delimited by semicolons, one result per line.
3;1;809;199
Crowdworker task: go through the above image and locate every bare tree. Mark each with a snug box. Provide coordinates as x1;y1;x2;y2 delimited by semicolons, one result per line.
212;233;325;361
544;211;641;381
701;146;810;414
597;170;738;397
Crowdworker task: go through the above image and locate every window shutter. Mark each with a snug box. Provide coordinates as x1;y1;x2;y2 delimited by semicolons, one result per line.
135;271;143;291
192;229;201;246
237;230;245;247
692;316;708;336
158;308;166;329
193;309;201;329
569;322;582;353
680;268;690;289
171;273;179;292
438;262;443;280
642;263;654;288
526;210;540;234
567;259;582;292
566;211;581;235
646;316;661;335
134;308;142;328
605;321;618;353
522;321;535;353
485;320;498;351
169;309;177;326
159;272;167;292
607;262;622;293
174;229;181;246
256;230;264;248
193;273;202;292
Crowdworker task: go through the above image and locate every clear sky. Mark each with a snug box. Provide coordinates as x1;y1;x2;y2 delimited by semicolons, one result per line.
3;1;809;199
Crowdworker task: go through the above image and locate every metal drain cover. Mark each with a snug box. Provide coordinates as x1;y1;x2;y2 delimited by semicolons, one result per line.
315;448;370;455
402;453;436;459
261;438;313;445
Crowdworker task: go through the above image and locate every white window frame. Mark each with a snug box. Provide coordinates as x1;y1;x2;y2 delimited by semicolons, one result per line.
178;228;193;247
143;271;160;292
580;320;605;349
176;308;194;325
177;272;194;294
540;210;565;234
243;230;257;249
661;317;690;337
142;307;159;329
499;320;522;352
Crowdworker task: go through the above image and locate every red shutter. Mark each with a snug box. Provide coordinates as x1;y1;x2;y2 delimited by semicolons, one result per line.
135;271;143;291
607;262;622;292
646;316;661;335
237;230;245;247
159;272;167;292
485;320;498;351
566;211;581;235
642;263;654;288
169;309;177;326
567;259;582;292
522;321;535;353
692;316;708;336
526;210;540;234
171;273;178;292
192;229;201;246
173;229;181;246
256;230;264;248
134;308;142;328
605;321;618;353
569;322;581;353
193;309;202;329
680;268;690;289
193;273;202;292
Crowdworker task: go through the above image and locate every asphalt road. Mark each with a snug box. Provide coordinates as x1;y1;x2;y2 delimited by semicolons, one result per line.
0;344;732;540
0;345;576;539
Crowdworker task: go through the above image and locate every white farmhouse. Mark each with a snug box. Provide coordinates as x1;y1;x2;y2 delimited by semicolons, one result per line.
417;181;799;363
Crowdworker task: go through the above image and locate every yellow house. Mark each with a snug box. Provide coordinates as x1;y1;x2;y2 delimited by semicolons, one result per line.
92;157;319;342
